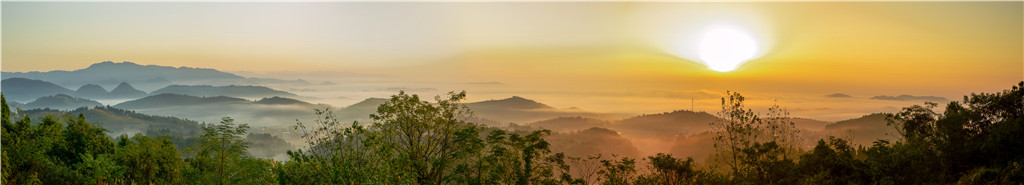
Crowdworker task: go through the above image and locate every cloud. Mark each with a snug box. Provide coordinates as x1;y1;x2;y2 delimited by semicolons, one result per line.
371;87;437;92
870;95;948;102
627;89;721;100
466;81;504;85
825;93;852;98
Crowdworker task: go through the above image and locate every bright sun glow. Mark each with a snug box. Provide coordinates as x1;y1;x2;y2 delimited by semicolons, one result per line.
698;27;759;72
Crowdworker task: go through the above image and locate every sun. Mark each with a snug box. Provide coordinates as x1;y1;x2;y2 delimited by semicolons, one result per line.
698;27;760;72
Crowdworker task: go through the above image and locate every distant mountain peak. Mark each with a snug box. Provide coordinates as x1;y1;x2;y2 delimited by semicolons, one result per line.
78;84;105;89
112;82;139;92
254;96;311;105
470;96;552;110
88;61;140;68
108;82;148;98
73;84;109;99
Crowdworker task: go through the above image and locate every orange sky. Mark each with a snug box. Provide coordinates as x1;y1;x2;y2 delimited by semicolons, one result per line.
3;2;1022;121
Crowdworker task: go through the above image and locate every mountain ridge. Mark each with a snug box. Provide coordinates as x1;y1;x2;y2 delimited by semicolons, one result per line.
1;78;75;102
150;85;297;99
114;93;249;109
23;94;103;110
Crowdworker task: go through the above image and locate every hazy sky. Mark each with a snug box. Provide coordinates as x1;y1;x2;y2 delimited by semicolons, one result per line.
3;2;1022;121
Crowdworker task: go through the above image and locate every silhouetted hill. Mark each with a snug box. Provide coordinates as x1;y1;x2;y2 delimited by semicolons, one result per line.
529;116;611;132
22;106;202;139
791;117;832;132
467;96;554;110
823;113;898;146
254;96;311;105
611;110;720;138
107;82;148;99
73;84;109;99
23;94;103;110
466;96;607;124
1;78;74;102
668;131;717;162
547;127;642;159
115;94;328;129
113;94;248;109
335;98;390;120
150;85;296;99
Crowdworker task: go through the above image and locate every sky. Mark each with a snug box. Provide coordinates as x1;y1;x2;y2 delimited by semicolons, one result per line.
3;2;1022;121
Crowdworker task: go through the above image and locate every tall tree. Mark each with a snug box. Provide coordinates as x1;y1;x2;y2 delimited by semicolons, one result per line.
370;91;481;184
114;134;189;184
185;117;274;184
709;91;799;183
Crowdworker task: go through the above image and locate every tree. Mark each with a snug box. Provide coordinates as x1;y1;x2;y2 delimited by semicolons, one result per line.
1;94;56;185
462;129;559;185
114;134;189;184
643;153;698;185
880;81;1024;183
1;93;130;184
370;91;481;184
278;108;412;184
185;117;274;184
708;91;799;183
73;153;124;185
798;137;869;184
597;155;638;185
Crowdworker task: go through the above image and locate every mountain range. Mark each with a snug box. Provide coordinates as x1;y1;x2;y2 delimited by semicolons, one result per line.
2;61;308;92
2;61;238;91
150;85;297;99
114;94;251;109
4;78;295;103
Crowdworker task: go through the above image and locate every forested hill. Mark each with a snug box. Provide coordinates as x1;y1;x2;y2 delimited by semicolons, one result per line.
22;106;202;137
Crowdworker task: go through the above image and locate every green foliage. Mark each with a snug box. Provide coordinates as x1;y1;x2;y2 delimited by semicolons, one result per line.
598;156;638;185
0;101;123;185
642;153;698;185
114;134;189;184
279;91;567;185
73;153;124;184
370;91;480;184
277;108;412;184
458;129;560;185
185;117;275;184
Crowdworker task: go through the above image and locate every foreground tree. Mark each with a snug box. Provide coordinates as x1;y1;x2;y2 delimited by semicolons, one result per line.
798;137;869;184
370;91;481;184
709;91;800;183
185;117;275;184
278;108;411;184
881;81;1023;183
114;134;189;184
